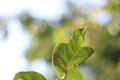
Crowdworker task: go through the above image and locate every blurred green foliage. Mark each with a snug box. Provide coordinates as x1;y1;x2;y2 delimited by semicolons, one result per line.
0;0;120;80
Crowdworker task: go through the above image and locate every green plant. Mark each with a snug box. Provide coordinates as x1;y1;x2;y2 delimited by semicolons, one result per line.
13;27;93;80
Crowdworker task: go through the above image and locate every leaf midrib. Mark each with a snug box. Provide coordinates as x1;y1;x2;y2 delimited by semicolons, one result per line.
65;46;81;69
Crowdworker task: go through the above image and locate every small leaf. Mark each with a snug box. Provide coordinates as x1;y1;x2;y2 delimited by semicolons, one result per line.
64;68;83;80
13;71;46;80
52;28;93;78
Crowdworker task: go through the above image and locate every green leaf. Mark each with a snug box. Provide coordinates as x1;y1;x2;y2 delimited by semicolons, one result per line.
64;68;83;80
13;71;46;80
52;28;93;78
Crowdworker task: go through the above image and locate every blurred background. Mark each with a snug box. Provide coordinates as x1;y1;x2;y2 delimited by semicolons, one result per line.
0;0;120;80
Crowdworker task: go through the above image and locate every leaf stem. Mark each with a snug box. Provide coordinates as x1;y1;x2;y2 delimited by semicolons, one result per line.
82;26;88;35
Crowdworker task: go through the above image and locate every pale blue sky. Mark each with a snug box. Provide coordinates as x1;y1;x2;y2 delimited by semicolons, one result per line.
0;0;67;20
